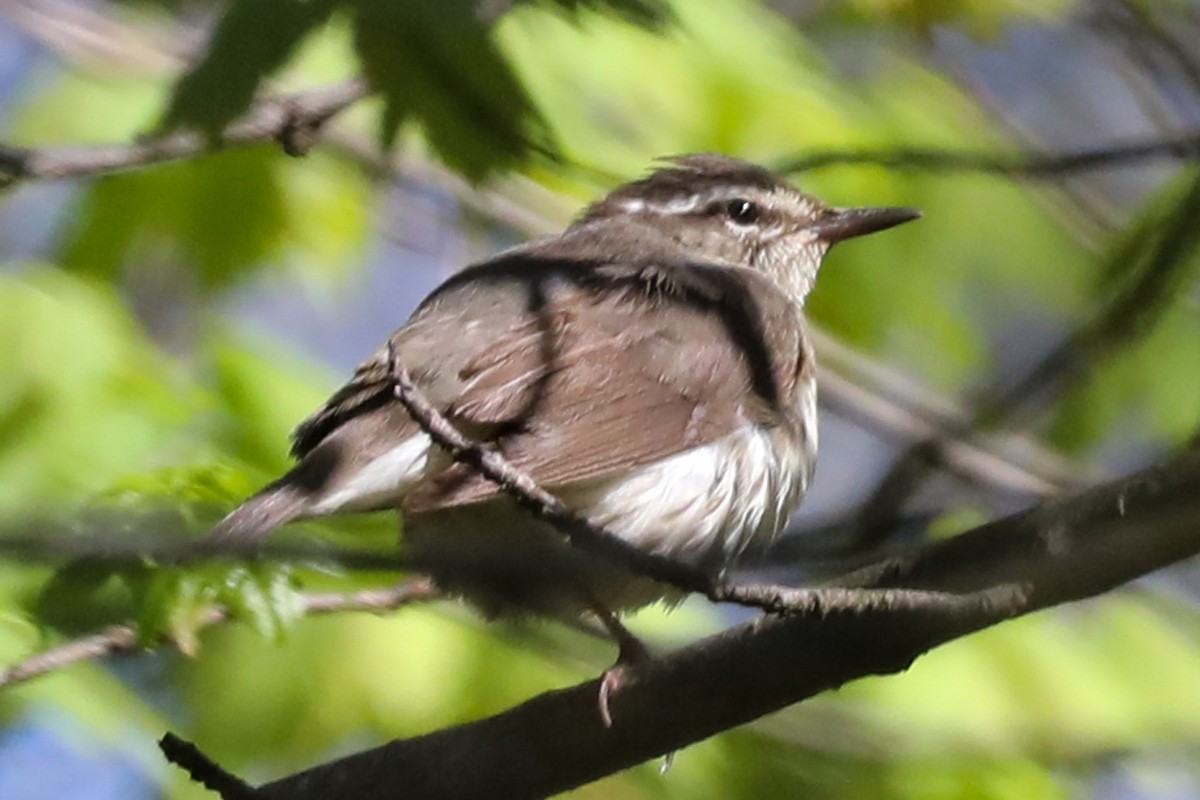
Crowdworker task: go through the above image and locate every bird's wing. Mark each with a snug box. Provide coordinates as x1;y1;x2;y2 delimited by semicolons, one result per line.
289;348;396;460
398;258;811;512
284;251;809;515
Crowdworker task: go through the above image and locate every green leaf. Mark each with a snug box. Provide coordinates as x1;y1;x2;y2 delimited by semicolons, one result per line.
216;563;303;644
160;0;338;135
58;148;368;293
61;149;290;291
1048;363;1129;454
8;73;165;147
135;568;217;655
351;0;552;179
34;558;144;636
1135;308;1200;442
1050;302;1200;453
100;463;259;517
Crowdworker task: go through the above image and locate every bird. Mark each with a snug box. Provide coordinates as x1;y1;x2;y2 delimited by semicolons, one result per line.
206;154;918;687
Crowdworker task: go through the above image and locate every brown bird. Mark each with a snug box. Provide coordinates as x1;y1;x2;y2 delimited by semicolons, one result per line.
207;154;918;673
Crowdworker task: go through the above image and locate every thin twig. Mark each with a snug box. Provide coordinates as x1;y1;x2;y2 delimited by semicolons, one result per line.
0;625;140;688
706;582;1025;618
1091;0;1200;103
0;0;189;72
0;528;412;571
776;132;1200;176
384;342;713;595
0;578;439;689
811;329;1084;497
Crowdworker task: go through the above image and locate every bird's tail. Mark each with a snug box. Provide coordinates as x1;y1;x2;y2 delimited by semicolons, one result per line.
203;479;312;549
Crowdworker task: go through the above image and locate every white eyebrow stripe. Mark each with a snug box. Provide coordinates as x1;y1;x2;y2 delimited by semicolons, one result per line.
619;187;768;217
616;186;828;223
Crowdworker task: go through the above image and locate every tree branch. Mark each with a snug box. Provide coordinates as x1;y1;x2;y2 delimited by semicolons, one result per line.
0;578;439;689
161;733;255;800
0;79;367;187
239;450;1200;800
776;132;1200;176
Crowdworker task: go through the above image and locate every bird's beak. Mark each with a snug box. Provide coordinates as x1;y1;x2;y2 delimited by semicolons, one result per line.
811;206;922;244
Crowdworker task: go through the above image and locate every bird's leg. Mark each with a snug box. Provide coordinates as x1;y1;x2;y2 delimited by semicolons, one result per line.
591;606;676;771
591;605;650;728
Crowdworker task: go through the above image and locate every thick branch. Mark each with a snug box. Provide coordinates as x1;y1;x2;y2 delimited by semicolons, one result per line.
249;450;1200;800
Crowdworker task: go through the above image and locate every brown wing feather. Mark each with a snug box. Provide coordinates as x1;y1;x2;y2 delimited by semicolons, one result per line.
289;350;393;459
404;263;807;512
284;231;809;516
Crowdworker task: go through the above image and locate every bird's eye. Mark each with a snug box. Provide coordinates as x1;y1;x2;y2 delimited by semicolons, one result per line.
725;198;761;225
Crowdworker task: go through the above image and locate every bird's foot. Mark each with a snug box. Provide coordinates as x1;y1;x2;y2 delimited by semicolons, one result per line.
592;608;650;728
594;617;676;772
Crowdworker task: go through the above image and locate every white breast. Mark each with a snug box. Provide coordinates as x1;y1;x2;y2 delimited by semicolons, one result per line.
565;383;818;569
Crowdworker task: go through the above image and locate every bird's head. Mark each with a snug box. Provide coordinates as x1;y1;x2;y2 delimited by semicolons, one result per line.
578;154;920;302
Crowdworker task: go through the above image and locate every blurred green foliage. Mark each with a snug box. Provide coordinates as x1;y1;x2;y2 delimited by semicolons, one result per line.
1;0;1199;797
0;269;197;511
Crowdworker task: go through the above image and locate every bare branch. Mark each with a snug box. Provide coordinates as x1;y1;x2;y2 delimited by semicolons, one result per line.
0;79;368;187
1089;0;1200;104
776;132;1200;176
0;625;140;689
0;578;439;689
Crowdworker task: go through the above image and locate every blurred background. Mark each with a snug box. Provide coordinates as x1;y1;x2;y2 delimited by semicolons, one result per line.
1;0;1199;797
